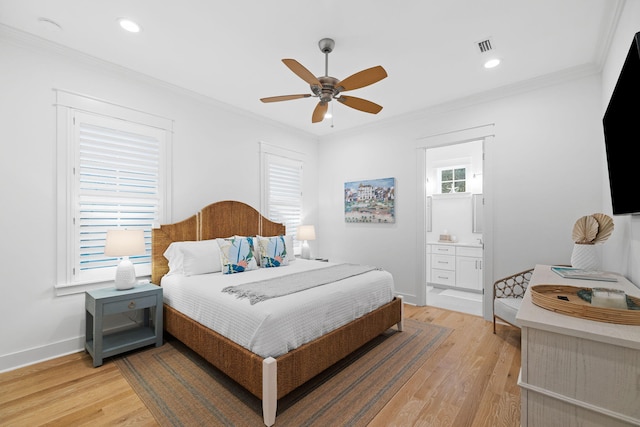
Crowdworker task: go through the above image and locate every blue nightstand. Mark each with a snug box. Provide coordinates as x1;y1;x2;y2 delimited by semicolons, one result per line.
85;283;163;367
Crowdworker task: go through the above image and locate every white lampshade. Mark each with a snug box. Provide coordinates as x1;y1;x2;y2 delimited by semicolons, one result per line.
297;225;316;241
105;229;146;290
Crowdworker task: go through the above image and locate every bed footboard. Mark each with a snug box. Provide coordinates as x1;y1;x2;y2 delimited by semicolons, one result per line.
163;296;403;426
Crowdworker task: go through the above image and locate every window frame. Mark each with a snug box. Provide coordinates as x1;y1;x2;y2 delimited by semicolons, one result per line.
437;165;468;194
55;90;172;295
259;142;304;253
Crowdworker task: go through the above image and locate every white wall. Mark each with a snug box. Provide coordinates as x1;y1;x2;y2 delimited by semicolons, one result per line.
318;72;605;306
0;29;319;372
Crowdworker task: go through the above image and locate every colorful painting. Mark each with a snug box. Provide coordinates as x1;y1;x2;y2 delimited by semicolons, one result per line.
344;177;395;223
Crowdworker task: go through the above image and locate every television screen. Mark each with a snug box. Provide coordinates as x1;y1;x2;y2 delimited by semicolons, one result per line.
603;31;640;215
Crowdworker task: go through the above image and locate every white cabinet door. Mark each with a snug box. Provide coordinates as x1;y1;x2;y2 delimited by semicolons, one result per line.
426;245;431;283
456;256;482;290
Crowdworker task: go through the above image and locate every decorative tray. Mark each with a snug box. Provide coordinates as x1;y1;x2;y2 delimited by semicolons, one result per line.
530;284;640;325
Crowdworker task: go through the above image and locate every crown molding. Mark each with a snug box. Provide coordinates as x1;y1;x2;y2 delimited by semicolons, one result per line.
0;24;318;141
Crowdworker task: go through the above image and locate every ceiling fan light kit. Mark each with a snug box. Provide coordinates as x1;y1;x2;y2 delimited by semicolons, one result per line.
260;38;387;123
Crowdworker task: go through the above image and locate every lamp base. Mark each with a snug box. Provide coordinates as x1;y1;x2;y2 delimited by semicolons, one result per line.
114;258;136;290
301;241;311;259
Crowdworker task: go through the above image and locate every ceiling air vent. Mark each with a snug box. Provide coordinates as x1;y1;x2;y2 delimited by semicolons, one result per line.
477;38;493;54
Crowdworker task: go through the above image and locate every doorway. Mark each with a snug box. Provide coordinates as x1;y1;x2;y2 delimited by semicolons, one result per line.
425;140;484;316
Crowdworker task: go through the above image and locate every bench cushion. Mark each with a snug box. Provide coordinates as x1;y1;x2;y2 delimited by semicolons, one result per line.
494;297;522;327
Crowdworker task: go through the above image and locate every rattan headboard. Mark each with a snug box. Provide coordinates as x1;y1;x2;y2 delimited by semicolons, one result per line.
151;200;286;284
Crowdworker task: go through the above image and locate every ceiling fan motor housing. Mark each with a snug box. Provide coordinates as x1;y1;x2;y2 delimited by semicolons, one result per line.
317;76;339;102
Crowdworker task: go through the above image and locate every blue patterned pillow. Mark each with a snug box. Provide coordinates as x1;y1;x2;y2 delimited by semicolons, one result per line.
256;235;289;268
216;236;258;274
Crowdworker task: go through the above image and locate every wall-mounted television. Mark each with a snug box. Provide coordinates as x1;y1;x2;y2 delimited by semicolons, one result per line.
603;31;640;215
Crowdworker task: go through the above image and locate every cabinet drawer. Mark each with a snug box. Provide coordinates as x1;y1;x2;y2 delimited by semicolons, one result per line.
432;245;455;255
432;254;455;270
431;269;456;286
456;246;482;257
103;295;157;315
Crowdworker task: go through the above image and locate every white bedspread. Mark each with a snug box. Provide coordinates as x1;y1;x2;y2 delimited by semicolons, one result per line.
161;259;395;358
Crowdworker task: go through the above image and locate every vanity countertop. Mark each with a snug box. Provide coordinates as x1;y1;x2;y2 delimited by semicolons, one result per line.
428;241;482;248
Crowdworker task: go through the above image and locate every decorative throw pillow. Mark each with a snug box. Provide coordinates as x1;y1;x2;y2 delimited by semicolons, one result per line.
233;235;261;267
216;236;258;274
256;235;289;268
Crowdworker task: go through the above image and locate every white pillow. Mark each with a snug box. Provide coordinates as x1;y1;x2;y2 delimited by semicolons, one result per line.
284;234;295;262
163;242;187;275
181;240;222;276
163;240;221;276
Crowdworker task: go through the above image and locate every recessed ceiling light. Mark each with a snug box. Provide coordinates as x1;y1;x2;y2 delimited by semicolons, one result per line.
484;58;501;69
38;17;62;32
118;18;141;33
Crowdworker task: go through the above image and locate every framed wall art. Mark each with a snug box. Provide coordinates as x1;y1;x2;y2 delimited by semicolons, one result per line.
344;177;395;223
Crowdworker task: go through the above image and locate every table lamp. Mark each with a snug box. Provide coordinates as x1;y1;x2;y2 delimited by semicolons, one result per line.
104;229;146;290
297;225;316;260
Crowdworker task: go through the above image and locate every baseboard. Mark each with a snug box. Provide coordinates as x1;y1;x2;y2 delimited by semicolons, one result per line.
0;336;84;373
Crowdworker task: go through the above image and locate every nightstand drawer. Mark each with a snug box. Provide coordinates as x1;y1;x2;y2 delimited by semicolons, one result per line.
103;295;157;315
431;269;456;286
432;254;455;270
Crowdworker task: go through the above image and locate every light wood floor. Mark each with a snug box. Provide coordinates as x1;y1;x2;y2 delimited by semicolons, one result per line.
0;304;521;426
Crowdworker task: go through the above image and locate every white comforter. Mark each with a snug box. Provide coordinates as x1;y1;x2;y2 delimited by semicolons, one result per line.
161;259;395;358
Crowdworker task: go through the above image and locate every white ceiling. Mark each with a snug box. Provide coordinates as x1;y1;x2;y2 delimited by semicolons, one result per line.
0;0;621;136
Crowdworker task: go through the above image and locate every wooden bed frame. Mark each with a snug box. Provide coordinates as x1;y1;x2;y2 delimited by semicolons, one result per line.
151;200;404;426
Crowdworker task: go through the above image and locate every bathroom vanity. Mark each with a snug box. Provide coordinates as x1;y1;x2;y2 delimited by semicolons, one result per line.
427;242;483;291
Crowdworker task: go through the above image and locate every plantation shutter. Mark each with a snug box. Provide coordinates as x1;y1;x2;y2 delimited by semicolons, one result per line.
72;112;164;284
264;153;303;243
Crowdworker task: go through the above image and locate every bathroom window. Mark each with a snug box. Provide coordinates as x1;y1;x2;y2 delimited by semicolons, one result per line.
439;167;466;193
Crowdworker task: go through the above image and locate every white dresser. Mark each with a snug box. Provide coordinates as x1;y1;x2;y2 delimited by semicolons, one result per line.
517;265;640;427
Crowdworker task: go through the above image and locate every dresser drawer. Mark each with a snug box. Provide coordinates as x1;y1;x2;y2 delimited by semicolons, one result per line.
432;245;455;255
431;269;456;286
103;295;157;315
432;254;455;270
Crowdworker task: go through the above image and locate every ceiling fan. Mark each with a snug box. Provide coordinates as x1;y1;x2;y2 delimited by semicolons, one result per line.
260;38;387;123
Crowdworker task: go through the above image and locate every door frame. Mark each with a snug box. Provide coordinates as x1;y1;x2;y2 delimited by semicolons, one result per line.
415;124;495;321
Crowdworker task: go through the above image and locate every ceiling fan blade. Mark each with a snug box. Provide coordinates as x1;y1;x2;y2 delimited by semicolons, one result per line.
312;102;328;123
282;59;322;87
260;94;311;103
336;66;387;92
337;96;383;114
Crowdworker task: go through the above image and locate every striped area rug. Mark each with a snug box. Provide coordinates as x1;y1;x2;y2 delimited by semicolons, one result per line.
115;319;450;426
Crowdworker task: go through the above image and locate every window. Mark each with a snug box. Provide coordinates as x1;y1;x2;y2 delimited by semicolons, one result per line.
259;143;303;250
56;91;171;293
438;166;466;193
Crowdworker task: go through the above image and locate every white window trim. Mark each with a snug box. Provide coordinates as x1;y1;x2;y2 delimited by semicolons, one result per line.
258;141;305;252
437;164;469;194
55;89;173;295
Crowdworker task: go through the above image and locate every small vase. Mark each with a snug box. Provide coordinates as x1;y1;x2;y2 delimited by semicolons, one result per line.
571;243;600;271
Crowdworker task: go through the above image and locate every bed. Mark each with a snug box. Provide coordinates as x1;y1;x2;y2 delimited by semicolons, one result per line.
151;200;404;426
